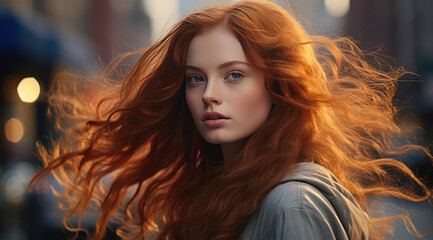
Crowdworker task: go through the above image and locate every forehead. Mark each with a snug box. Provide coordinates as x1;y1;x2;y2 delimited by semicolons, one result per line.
185;25;248;66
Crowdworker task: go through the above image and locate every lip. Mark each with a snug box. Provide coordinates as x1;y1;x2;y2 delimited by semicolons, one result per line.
203;118;229;127
202;111;230;127
202;111;229;120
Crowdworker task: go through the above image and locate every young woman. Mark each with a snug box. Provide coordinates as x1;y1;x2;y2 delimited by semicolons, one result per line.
31;0;432;239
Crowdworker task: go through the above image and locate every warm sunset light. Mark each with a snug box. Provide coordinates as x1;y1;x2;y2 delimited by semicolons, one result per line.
325;0;350;18
17;77;40;103
142;0;179;40
5;118;25;143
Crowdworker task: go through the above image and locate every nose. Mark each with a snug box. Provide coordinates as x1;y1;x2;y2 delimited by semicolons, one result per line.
202;79;222;105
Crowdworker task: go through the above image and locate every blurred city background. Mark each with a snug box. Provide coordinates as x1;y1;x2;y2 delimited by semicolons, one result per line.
0;0;432;239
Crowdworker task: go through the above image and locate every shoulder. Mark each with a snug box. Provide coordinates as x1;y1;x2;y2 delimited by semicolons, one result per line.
240;162;369;240
262;180;332;214
263;180;343;235
240;181;346;240
261;162;341;217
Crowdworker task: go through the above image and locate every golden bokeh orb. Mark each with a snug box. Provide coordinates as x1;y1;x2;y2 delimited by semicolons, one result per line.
5;118;25;143
17;77;40;103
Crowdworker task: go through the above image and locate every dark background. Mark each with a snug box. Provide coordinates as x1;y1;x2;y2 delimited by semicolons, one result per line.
0;0;432;239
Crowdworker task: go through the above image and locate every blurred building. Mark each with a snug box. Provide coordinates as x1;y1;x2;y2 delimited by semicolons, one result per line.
346;0;433;174
0;0;150;239
0;0;432;239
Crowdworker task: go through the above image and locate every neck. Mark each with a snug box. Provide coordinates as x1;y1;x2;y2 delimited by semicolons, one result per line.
221;138;248;162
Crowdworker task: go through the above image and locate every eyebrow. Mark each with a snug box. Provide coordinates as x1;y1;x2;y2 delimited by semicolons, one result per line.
185;60;251;72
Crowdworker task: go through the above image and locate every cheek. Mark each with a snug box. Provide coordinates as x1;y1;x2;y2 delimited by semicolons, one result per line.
185;89;202;118
233;86;273;122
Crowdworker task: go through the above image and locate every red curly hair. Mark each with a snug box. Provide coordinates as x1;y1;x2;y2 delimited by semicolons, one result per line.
31;0;432;239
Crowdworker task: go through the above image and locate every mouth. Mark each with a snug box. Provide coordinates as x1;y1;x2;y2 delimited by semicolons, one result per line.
202;111;230;127
204;116;229;120
201;111;230;121
203;118;229;127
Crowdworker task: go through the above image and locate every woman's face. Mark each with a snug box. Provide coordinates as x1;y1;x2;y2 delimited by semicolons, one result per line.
185;25;273;144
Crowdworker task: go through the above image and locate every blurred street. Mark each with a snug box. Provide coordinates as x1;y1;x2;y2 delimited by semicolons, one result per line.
1;0;432;239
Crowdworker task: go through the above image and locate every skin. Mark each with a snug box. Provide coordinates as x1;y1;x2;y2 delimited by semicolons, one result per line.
185;24;273;162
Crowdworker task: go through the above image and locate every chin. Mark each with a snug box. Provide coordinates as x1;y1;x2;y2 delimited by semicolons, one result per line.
202;135;246;145
203;137;226;145
199;128;252;145
201;134;228;144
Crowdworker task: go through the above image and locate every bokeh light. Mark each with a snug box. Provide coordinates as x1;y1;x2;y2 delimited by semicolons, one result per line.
17;77;40;103
142;0;179;40
2;162;36;205
5;118;25;143
325;0;350;18
5;176;26;204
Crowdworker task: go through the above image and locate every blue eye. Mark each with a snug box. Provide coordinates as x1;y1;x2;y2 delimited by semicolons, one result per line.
187;75;204;84
227;72;243;80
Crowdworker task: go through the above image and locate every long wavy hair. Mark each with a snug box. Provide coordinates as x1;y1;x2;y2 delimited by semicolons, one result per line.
31;0;432;239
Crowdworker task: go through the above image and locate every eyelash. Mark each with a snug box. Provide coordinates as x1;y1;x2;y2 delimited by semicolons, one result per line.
186;75;204;85
185;71;244;85
225;72;244;80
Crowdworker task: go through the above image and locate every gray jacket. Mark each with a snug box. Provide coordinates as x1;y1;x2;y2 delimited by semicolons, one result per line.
240;162;370;239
